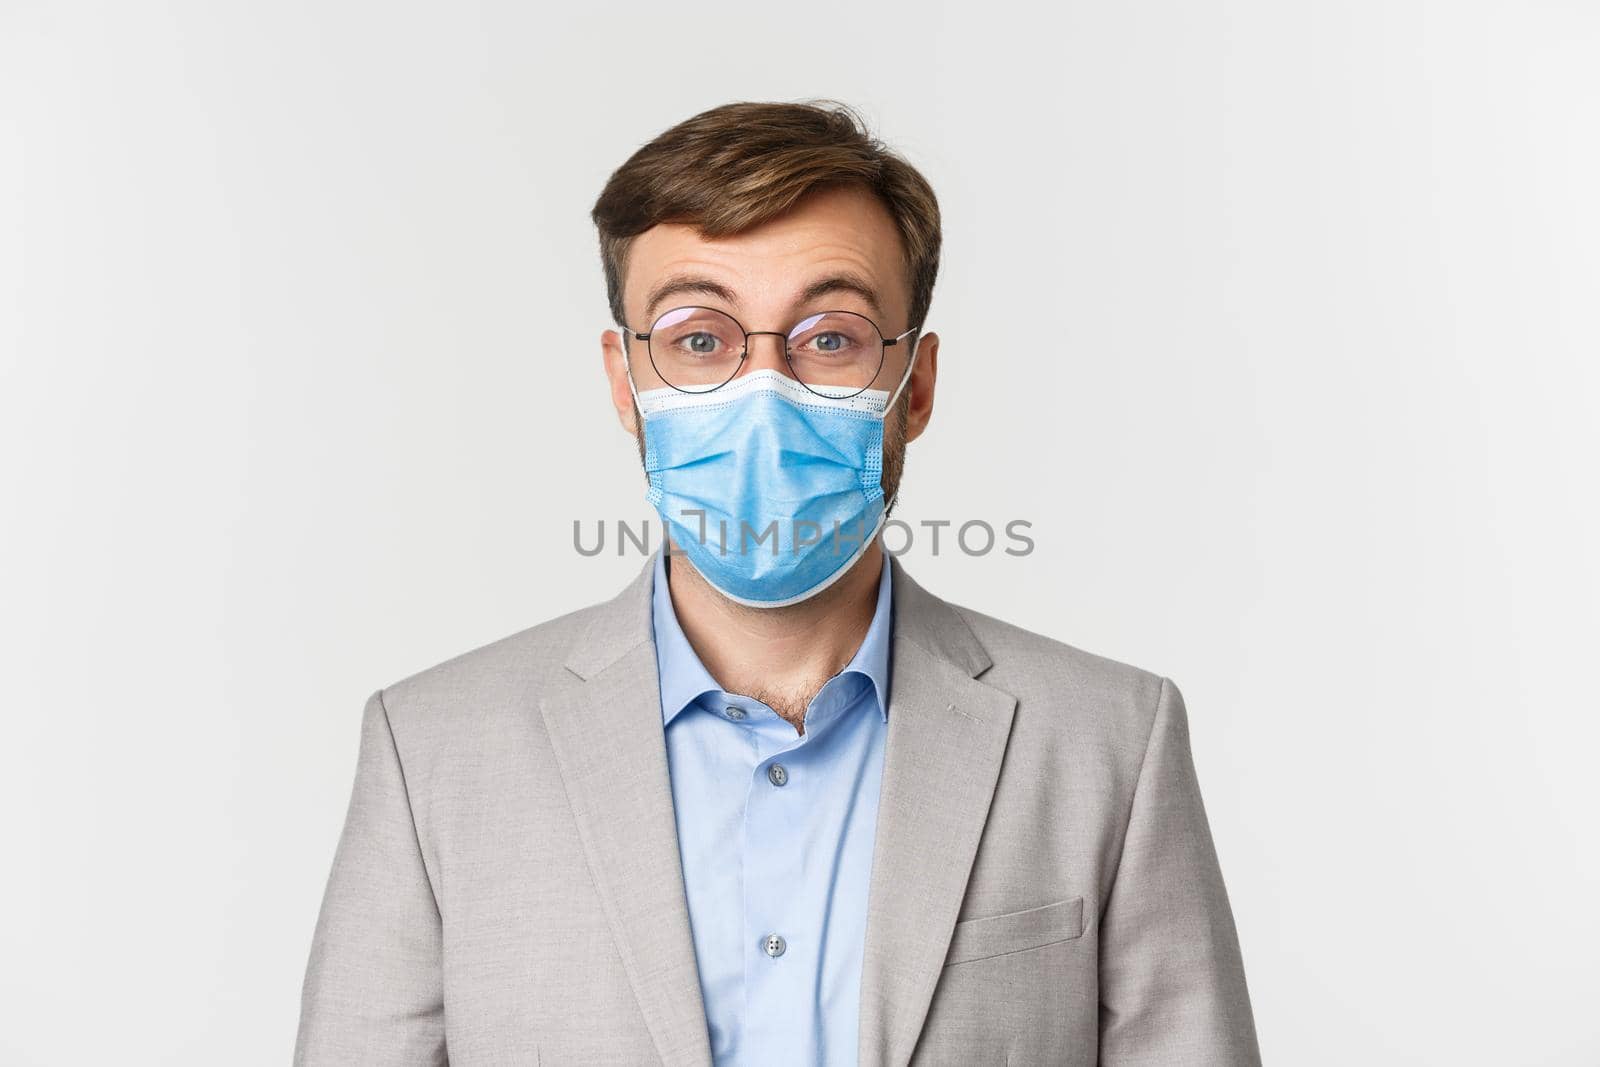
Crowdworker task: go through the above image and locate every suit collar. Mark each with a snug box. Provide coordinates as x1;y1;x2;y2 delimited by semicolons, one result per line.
883;552;992;680
561;552;656;681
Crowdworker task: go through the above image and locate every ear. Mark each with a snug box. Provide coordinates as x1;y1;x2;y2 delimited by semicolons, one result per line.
601;328;640;435
902;331;938;443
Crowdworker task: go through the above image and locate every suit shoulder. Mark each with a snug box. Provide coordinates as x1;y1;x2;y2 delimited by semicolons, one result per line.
949;601;1168;746
951;600;1167;696
373;598;600;734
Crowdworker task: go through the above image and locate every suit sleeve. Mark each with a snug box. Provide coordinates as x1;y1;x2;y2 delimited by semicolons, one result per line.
294;688;448;1066
1098;676;1261;1065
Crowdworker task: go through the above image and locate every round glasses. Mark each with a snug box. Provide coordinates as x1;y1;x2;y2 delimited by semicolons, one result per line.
621;306;920;398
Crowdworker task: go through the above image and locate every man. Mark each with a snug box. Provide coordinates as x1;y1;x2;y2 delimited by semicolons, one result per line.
295;99;1261;1066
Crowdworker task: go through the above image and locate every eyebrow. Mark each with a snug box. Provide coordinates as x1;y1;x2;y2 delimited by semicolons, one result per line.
641;271;888;327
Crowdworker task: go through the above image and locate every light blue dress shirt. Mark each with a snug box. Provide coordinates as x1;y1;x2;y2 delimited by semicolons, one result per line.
650;547;893;1067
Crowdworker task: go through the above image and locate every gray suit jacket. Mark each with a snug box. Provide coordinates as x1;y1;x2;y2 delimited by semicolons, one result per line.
294;554;1261;1065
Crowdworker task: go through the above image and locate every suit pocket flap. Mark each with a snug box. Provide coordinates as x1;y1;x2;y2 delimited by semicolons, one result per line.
944;895;1085;966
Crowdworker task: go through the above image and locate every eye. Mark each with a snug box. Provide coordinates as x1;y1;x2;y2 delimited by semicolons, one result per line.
796;331;858;357
680;332;721;356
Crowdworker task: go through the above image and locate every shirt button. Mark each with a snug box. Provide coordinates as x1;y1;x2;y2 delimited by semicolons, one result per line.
763;933;786;958
767;763;788;787
724;706;746;720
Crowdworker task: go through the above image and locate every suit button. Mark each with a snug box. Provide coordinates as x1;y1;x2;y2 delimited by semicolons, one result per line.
763;933;786;958
767;763;788;787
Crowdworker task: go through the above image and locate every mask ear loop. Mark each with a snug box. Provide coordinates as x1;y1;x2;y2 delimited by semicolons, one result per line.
618;324;644;414
881;327;922;413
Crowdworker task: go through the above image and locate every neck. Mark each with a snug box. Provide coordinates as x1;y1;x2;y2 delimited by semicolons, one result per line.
665;539;885;730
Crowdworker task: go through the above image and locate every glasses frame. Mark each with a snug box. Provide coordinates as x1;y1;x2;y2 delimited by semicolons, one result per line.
620;305;921;401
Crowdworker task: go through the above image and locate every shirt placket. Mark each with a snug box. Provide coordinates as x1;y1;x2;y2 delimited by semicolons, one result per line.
730;685;837;1066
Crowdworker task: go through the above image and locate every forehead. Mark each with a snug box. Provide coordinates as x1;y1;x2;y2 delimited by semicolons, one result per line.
623;183;908;323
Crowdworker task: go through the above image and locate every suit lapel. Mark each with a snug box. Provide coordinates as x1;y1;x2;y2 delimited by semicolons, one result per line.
539;556;715;1067
857;558;1019;1067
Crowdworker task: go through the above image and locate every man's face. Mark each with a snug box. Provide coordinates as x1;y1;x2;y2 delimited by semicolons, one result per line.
600;182;938;515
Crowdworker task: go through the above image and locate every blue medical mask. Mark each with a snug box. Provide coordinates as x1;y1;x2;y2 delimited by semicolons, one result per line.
634;368;907;607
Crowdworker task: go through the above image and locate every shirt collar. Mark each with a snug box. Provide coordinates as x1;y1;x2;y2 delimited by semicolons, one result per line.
649;547;894;727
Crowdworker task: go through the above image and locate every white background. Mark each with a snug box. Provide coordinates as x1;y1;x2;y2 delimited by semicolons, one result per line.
3;1;1597;1063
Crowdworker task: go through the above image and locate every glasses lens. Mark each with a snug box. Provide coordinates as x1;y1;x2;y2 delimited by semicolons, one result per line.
647;307;745;392
786;311;885;396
